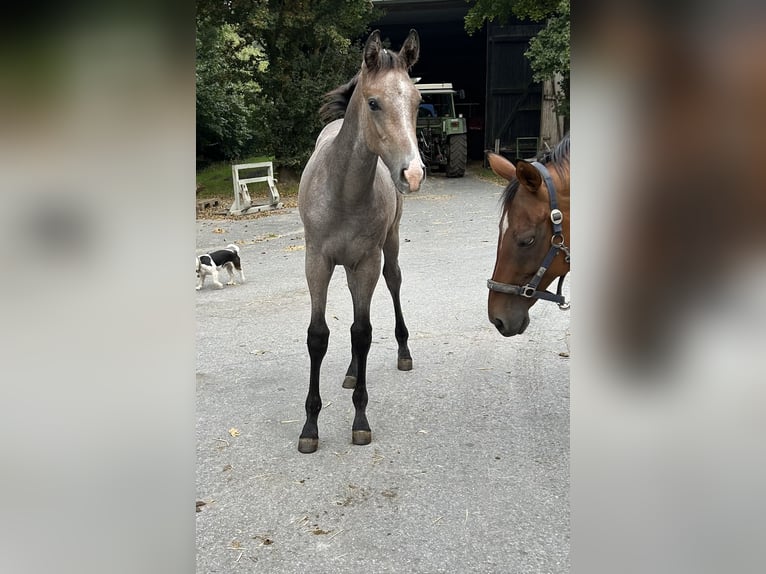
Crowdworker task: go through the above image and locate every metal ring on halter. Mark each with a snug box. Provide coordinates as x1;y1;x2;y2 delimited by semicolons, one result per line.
551;234;566;247
520;285;536;298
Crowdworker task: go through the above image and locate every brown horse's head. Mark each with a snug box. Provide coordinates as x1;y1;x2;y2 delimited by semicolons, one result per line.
359;29;424;194
487;138;570;336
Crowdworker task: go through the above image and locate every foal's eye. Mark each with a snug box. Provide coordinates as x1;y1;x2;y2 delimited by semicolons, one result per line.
368;99;380;111
518;236;536;247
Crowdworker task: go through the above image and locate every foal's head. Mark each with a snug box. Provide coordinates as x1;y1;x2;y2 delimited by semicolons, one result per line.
358;29;424;193
487;138;571;336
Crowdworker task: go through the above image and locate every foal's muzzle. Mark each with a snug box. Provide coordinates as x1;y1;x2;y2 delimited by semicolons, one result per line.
399;157;424;193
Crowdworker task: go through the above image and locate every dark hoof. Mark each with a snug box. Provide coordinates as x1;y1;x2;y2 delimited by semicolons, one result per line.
352;430;372;445
397;357;413;371
298;437;318;454
342;375;356;389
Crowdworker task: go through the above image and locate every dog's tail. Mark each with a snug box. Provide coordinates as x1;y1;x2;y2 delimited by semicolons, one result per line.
226;244;240;254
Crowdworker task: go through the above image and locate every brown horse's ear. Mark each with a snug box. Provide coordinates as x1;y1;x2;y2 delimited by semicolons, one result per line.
516;160;542;192
399;29;420;70
364;30;382;70
487;152;516;182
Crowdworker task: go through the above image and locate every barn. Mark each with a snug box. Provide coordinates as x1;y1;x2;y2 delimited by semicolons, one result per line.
371;0;558;161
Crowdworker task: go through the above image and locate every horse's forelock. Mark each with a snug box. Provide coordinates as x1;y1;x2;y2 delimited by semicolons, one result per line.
364;48;409;76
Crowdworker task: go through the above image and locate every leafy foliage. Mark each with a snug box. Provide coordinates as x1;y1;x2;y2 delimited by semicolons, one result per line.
196;0;378;169
524;0;569;115
196;16;260;165
465;0;560;30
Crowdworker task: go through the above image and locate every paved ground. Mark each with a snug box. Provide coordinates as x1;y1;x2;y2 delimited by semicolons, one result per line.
196;168;570;573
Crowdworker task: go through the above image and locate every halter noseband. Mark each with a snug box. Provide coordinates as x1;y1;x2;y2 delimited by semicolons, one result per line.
486;161;570;310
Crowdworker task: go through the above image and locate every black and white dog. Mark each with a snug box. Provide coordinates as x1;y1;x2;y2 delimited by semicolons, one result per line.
196;244;245;290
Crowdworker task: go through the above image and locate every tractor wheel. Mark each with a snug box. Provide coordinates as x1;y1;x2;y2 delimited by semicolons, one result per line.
446;134;467;178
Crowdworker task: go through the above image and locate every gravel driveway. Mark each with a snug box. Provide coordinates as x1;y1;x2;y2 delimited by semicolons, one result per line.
196;169;570;573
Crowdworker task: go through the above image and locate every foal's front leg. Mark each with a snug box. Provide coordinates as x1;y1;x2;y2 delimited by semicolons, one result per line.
350;312;372;446
298;255;333;454
345;258;381;446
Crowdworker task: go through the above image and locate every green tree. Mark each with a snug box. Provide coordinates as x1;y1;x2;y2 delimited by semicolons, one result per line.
196;0;378;169
196;14;260;165
465;0;569;115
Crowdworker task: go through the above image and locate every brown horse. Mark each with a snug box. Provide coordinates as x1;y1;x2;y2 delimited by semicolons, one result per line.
296;30;424;453
486;134;570;336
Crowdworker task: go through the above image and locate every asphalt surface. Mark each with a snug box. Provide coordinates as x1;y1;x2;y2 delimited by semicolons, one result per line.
196;168;570;573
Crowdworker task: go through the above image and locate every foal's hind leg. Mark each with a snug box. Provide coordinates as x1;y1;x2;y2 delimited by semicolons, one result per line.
298;254;334;454
382;223;412;371
342;354;359;389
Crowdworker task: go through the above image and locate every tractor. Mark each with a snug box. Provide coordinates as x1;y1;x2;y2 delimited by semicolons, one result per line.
415;82;467;178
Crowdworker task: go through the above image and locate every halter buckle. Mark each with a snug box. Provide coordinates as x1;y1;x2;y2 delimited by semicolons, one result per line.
550;209;563;225
520;285;536;298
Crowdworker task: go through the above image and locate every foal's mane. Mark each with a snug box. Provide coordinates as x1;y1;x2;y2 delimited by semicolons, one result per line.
501;133;570;206
319;48;411;123
320;74;359;122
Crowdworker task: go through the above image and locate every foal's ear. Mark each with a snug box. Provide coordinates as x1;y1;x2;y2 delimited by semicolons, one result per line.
364;30;383;70
487;152;516;182
399;29;420;69
516;160;543;192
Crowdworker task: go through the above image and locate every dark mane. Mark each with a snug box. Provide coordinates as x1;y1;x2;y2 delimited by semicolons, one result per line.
501;133;570;206
538;132;570;182
319;73;359;123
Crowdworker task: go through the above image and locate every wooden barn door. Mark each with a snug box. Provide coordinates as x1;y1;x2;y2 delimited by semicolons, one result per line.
485;22;543;158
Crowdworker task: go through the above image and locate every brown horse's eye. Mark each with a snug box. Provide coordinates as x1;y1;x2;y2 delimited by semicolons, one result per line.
368;99;380;111
518;236;535;247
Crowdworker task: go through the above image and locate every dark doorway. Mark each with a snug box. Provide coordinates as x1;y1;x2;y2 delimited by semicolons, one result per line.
372;3;487;159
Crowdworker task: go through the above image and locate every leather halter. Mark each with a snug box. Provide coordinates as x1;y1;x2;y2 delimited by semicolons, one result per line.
486;161;570;310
